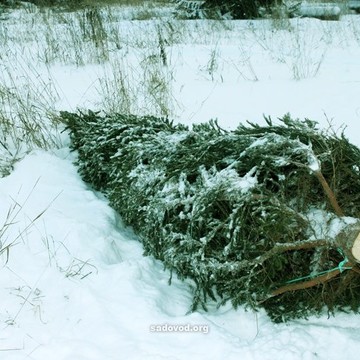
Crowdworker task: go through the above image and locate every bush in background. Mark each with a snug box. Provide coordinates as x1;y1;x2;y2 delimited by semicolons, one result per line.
201;0;280;19
175;0;281;19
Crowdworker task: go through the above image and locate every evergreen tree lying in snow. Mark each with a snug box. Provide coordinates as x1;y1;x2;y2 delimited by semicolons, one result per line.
61;111;360;322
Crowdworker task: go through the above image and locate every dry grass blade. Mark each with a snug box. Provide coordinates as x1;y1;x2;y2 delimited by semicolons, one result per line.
0;180;61;266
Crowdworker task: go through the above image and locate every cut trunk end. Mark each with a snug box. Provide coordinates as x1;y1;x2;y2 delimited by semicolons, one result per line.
351;231;360;263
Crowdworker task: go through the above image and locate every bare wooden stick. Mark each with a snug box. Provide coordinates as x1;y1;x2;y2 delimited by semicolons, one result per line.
270;261;353;297
314;170;344;216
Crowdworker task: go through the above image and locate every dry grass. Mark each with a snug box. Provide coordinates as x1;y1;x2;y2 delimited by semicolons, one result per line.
1;2;360;177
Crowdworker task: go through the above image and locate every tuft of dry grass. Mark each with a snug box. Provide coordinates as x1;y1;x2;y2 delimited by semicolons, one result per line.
1;1;360;176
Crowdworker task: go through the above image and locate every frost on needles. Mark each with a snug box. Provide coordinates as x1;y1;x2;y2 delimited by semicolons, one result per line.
61;111;360;322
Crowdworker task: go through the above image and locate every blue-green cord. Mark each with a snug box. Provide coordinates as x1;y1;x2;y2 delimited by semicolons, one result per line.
285;256;352;285
338;258;352;273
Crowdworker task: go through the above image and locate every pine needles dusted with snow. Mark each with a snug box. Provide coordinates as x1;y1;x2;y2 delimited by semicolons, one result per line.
62;111;360;322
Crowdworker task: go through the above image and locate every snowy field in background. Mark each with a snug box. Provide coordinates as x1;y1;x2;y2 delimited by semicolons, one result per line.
1;3;360;359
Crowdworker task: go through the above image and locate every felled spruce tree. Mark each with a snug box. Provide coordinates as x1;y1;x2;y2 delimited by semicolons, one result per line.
61;111;360;322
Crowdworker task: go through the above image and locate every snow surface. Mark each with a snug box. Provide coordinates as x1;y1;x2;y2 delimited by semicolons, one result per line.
1;4;360;360
2;149;360;360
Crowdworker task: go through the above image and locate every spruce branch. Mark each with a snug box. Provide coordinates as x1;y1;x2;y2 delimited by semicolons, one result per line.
235;238;329;271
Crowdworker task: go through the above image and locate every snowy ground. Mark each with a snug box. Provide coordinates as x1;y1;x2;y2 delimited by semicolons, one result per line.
1;2;360;359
